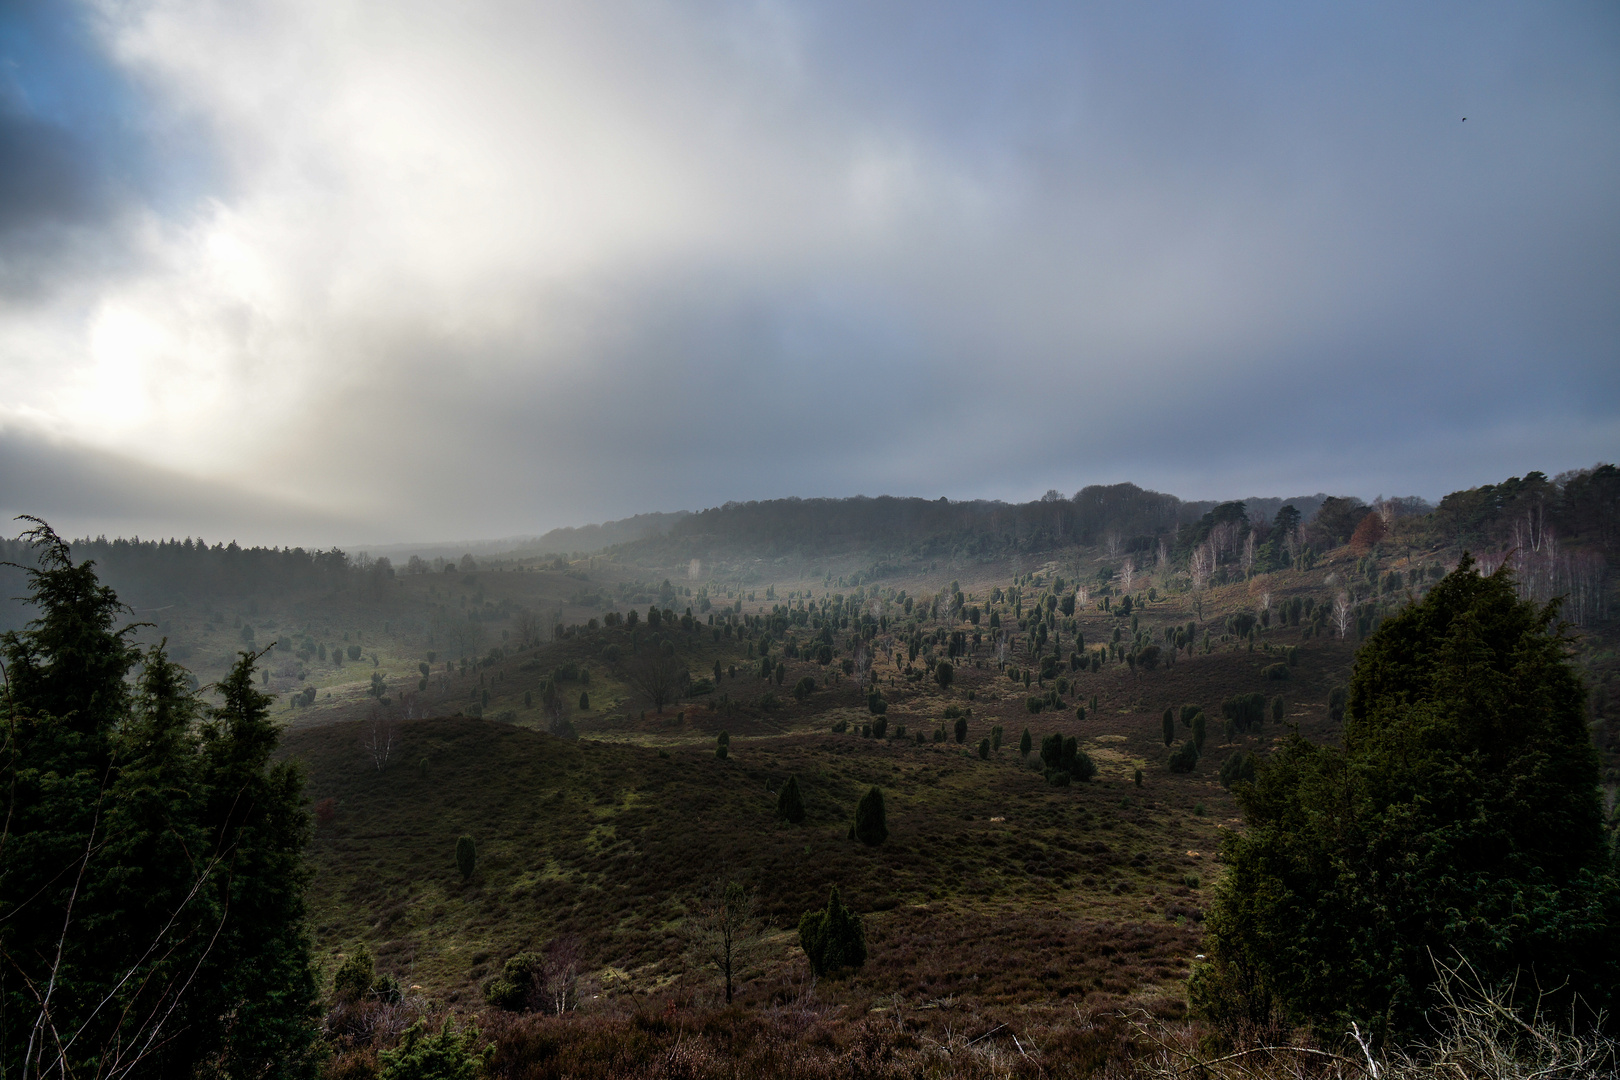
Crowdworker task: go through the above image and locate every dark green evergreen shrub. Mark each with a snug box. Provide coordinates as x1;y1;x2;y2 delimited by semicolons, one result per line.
332;943;377;1004
977;737;990;760
1218;750;1255;789
1039;732;1063;769
1163;708;1175;746
378;1017;488;1080
777;775;806;823
1038;731;1095;782
1262;663;1290;681
1168;740;1199;773
1019;727;1033;757
871;716;887;738
716;732;730;759
854;786;887;845
1220;693;1266;732
456;835;477;880
1195;556;1620;1038
482;952;540;1010
797;886;867;975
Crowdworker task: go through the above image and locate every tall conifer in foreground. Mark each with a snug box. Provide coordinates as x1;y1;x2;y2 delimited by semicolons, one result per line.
0;520;318;1077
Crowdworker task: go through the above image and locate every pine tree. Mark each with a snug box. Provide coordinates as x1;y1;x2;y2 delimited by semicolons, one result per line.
0;522;319;1076
191;651;320;1073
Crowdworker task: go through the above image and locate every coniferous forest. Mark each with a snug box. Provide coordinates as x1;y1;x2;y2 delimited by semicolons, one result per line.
4;470;1618;1078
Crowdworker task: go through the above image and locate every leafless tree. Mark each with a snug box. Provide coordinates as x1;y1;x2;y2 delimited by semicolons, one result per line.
1190;543;1214;592
1210;520;1243;563
690;878;758;1005
1121;557;1135;593
515;610;543;650
1562;549;1609;626
443;618;485;661
852;643;872;686
364;707;396;771
628;647;683;713
1157;537;1170;570
1105;531;1122;557
531;936;582;1015
1241;532;1256;576
1333;592;1354;639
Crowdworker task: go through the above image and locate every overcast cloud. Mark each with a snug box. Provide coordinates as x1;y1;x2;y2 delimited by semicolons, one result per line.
1;0;1616;546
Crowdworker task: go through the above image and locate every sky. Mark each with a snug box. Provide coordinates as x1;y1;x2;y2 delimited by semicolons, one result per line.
1;0;1616;548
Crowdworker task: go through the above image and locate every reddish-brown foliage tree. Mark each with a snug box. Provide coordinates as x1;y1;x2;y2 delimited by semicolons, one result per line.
1349;510;1387;553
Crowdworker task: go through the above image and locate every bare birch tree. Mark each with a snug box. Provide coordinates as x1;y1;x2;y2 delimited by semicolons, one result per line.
1191;543;1214;593
364;706;396;771
1333;592;1354;639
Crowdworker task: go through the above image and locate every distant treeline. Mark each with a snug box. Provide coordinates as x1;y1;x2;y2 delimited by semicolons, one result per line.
2;467;1612;624
369;511;691;564
505;511;690;559
0;535;394;627
634;485;1329;560
618;469;1617;563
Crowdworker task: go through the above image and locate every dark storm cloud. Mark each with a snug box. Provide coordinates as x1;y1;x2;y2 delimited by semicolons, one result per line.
0;1;1616;546
0;106;97;235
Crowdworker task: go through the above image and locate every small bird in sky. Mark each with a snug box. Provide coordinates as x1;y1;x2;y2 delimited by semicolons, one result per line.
1461;117;1467;121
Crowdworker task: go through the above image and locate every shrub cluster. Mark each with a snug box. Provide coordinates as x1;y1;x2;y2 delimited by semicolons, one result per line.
797;886;867;976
